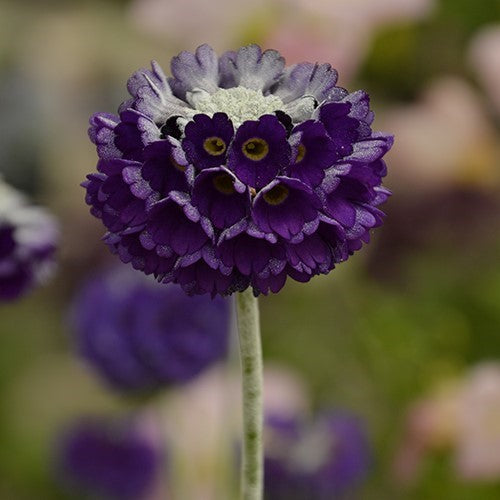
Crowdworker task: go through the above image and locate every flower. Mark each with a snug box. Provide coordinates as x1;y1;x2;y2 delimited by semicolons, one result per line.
0;178;58;301
455;363;500;480
468;25;500;116
70;266;229;393
379;78;498;191
84;44;392;296
56;417;161;499
264;411;371;499
393;363;500;483
267;0;435;81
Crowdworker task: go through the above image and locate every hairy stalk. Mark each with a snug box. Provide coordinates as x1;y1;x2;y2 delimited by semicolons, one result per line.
235;288;263;500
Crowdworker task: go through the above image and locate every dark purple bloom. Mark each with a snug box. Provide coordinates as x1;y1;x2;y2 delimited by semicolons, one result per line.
0;179;58;301
264;412;371;500
252;177;321;240
84;43;393;296
84;159;148;233
183;112;234;170
287;121;337;187
135;139;191;201
227;114;290;189
56;418;160;500
70;266;229;393
191;167;249;229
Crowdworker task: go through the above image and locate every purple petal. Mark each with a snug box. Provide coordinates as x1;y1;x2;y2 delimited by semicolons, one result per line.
169;44;220;98
274;62;339;103
228;115;290;189
191;167;250;229
88;112;122;160
219;45;285;93
252;178;320;240
182;113;234;170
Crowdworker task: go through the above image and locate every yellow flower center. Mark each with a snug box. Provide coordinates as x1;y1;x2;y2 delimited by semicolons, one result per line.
263;184;289;205
242;138;269;161
296;143;306;163
203;136;226;156
212;173;235;194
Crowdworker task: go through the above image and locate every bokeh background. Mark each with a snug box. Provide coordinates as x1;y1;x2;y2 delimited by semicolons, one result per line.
1;0;500;498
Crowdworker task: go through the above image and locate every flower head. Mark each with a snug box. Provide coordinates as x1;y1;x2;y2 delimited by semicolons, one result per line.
56;417;161;499
70;267;229;393
84;44;392;296
0;178;58;301
264;411;371;499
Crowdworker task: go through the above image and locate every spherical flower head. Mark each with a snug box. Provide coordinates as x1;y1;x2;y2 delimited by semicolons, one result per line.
84;44;393;296
70;266;229;393
264;411;371;499
0;178;59;301
56;417;161;499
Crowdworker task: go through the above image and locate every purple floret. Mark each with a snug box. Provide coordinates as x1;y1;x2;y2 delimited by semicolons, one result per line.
83;44;393;296
227;114;290;189
252;177;321;241
287;120;337;187
183;113;234;170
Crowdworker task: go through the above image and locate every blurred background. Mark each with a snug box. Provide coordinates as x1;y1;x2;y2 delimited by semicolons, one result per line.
1;0;500;498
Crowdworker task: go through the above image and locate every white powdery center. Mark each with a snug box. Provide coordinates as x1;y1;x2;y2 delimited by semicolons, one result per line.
187;87;285;127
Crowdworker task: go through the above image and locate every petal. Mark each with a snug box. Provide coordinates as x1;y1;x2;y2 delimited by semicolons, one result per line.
228;115;290;189
191;167;250;229
252;177;320;240
274;62;339;104
169;44;220;98
219;45;285;93
88;112;122;160
127;60;190;124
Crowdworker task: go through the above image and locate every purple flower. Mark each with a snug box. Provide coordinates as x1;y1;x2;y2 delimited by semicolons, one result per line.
70;267;229;393
183;112;234;170
264;412;371;499
227;114;290;189
0;179;58;301
84;44;393;296
56;418;160;499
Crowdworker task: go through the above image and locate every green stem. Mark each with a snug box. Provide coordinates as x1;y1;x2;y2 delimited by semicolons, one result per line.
235;288;263;500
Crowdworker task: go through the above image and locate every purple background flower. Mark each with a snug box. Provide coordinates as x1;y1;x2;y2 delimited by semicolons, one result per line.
70;267;230;393
56;418;161;499
0;180;58;301
264;411;371;499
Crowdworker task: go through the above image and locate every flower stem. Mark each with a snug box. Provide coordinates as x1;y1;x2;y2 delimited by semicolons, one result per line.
235;288;263;500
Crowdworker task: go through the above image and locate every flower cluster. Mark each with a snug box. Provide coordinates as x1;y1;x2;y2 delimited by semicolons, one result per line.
84;44;392;296
56;418;160;499
264;412;370;499
0;178;58;301
70;267;229;393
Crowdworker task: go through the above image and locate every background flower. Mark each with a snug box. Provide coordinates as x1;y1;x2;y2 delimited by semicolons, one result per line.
393;363;500;485
70;266;230;393
468;24;500;116
264;411;371;499
379;78;499;192
0;179;59;301
56;416;162;499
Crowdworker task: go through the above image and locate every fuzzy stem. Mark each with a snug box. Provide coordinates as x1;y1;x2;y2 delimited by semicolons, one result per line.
235;288;263;500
